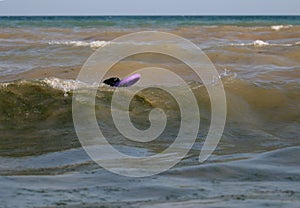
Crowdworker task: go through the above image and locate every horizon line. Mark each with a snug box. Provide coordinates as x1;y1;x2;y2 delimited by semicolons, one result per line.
1;14;300;17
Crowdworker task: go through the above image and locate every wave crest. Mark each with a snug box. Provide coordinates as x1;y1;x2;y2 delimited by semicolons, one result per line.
48;40;109;48
271;25;293;31
230;40;294;47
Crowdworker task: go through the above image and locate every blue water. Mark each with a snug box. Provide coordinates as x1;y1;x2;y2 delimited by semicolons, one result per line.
1;16;300;28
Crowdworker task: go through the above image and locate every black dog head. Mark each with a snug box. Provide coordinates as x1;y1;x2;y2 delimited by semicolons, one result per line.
103;77;120;87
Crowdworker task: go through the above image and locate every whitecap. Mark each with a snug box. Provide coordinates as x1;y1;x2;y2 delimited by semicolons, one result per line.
271;25;293;31
48;40;109;48
252;40;269;46
43;77;92;97
220;68;237;79
229;40;294;47
230;40;269;47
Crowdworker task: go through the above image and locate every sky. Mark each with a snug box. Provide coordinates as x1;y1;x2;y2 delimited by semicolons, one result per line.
0;0;299;16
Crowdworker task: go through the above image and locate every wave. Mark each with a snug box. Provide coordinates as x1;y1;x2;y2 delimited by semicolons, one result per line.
42;77;89;97
229;40;294;47
0;75;299;123
229;40;269;47
0;76;299;158
48;40;109;48
271;25;293;31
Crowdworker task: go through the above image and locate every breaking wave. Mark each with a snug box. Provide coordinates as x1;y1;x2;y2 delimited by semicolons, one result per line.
48;40;109;48
271;25;293;31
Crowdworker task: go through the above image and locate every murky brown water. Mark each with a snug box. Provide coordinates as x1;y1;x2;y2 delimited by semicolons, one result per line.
0;16;300;207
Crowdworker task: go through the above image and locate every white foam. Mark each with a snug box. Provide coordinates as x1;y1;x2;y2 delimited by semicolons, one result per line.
48;40;109;48
43;77;86;97
220;68;237;79
230;40;294;47
0;82;11;88
230;40;269;47
271;25;293;31
42;77;106;96
252;40;269;46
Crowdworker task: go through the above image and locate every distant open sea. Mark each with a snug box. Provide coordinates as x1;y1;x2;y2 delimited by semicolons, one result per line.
1;16;300;207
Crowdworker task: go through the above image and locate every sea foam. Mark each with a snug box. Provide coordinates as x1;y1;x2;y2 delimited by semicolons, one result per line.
230;40;270;47
271;25;293;31
42;77;108;97
43;77;79;96
48;40;109;48
252;40;270;46
230;40;294;47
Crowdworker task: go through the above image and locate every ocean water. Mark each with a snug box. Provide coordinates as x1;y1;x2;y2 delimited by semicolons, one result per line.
0;16;300;207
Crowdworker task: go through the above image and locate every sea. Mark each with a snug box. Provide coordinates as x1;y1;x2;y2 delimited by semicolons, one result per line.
0;16;300;207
